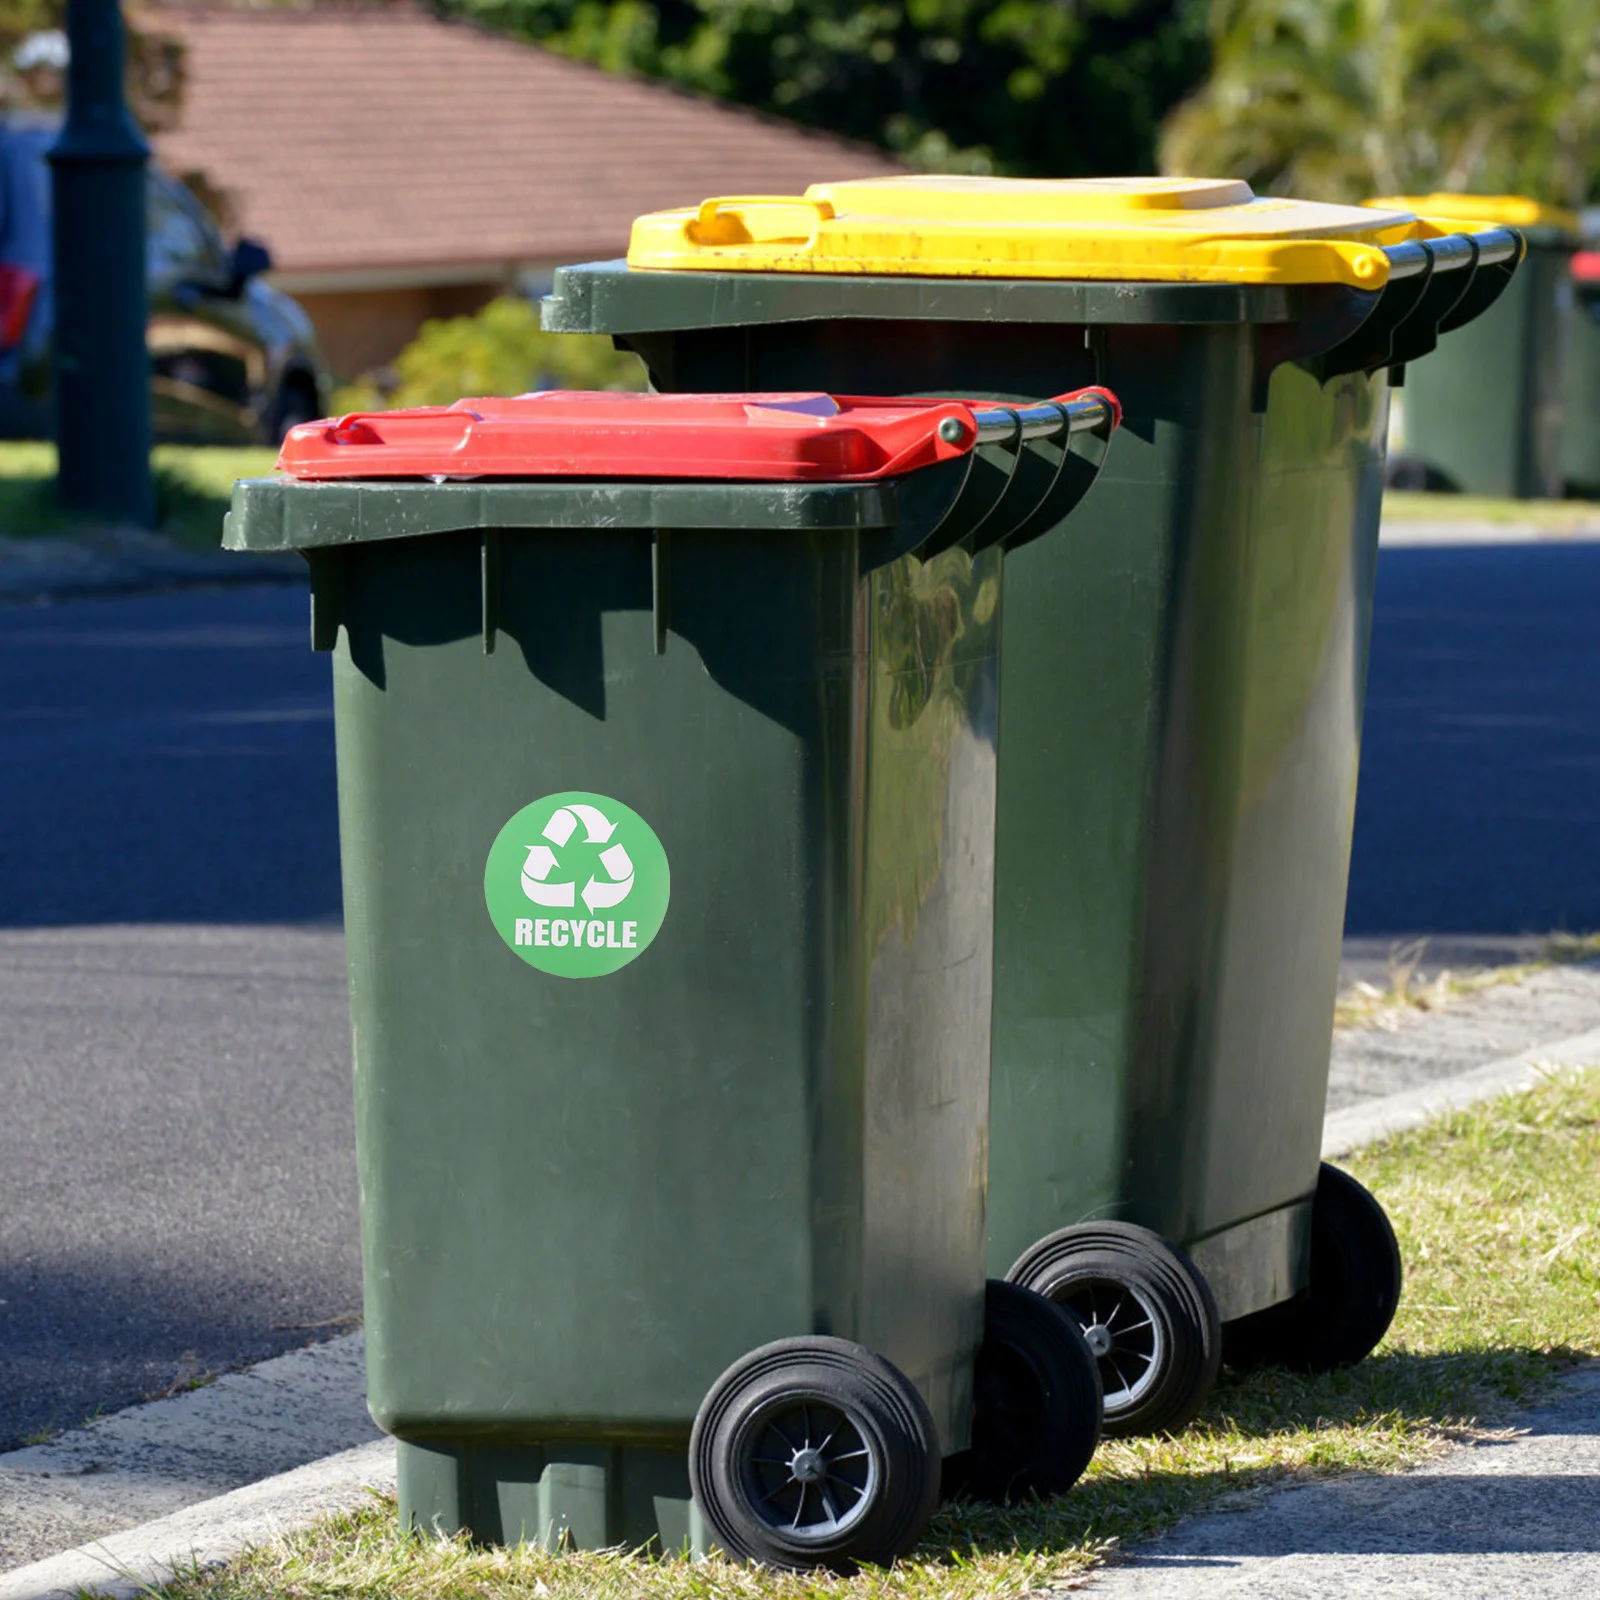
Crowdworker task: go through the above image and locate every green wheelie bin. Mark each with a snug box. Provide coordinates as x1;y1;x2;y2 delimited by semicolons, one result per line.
544;176;1523;1436
1371;193;1578;498
225;386;1121;1570
1563;246;1600;495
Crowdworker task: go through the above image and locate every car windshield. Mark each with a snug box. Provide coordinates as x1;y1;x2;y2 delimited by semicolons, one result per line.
147;172;231;290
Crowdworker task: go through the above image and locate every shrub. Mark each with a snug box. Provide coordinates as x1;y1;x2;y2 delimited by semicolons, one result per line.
332;296;646;412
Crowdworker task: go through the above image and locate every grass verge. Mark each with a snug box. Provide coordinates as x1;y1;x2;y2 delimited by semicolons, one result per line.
1333;931;1600;1032
1382;490;1600;527
138;1068;1600;1600
0;441;278;552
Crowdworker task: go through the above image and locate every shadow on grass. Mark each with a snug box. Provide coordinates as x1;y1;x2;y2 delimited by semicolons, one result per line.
927;1344;1588;1564
169;1349;1589;1600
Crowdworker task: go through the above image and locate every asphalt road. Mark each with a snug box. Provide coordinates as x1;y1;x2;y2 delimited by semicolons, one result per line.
1;537;1597;1450
1347;539;1600;939
0;583;353;1449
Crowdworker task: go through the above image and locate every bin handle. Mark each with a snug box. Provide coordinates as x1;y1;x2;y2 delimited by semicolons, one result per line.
693;195;837;238
920;387;1121;561
1381;226;1521;281
954;387;1122;447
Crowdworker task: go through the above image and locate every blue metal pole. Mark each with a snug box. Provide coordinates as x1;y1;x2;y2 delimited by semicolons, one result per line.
49;0;154;526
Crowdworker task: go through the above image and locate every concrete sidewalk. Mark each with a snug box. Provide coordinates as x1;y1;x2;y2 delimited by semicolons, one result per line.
5;958;1599;1596
0;1440;394;1600
1085;1365;1600;1598
0;529;298;602
0;1336;378;1573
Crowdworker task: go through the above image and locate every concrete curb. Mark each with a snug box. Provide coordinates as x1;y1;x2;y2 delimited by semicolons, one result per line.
0;1332;379;1581
9;997;1600;1596
1378;518;1600;545
1322;1024;1600;1157
0;1441;395;1600
0;530;301;603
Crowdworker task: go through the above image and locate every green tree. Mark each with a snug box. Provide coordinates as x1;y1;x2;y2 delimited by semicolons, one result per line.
436;0;1209;177
332;296;645;413
1161;0;1600;206
1497;0;1600;208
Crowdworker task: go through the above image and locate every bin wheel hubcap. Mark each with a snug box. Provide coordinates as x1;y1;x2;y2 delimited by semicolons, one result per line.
738;1397;878;1538
1056;1280;1165;1410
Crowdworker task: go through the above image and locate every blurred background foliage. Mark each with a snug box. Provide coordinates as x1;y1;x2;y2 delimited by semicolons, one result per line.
6;0;1596;410
1162;0;1600;205
338;0;1600;402
0;0;185;129
330;298;645;414
434;0;1211;177
432;0;1600;202
2;0;1595;204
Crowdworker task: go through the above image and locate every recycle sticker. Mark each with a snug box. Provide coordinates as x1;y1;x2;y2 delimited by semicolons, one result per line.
484;792;671;977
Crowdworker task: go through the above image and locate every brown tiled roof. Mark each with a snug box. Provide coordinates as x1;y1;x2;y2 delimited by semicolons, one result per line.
147;3;904;279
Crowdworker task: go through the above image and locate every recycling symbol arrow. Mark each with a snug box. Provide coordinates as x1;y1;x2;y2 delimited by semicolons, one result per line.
520;802;634;913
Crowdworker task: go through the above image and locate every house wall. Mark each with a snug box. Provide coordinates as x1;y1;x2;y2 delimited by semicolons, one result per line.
295;281;506;381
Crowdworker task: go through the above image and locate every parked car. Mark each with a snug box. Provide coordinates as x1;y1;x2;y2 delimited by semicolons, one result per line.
0;114;328;444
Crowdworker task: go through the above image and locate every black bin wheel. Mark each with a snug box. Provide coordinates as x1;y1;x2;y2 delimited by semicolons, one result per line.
1223;1163;1403;1373
943;1279;1102;1505
689;1335;941;1573
1006;1221;1221;1437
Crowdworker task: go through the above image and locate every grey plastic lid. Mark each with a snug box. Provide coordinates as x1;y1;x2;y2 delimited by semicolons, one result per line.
224;476;909;553
542;258;1327;336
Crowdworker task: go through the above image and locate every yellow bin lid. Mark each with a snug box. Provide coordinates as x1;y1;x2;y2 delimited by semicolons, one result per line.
627;176;1447;289
1367;193;1579;241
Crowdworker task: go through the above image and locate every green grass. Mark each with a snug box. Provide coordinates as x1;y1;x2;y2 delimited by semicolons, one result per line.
0;441;279;552
133;1068;1600;1600
1382;489;1600;526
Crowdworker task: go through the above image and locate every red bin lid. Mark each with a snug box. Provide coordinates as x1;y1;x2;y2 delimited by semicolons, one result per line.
275;388;1117;483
